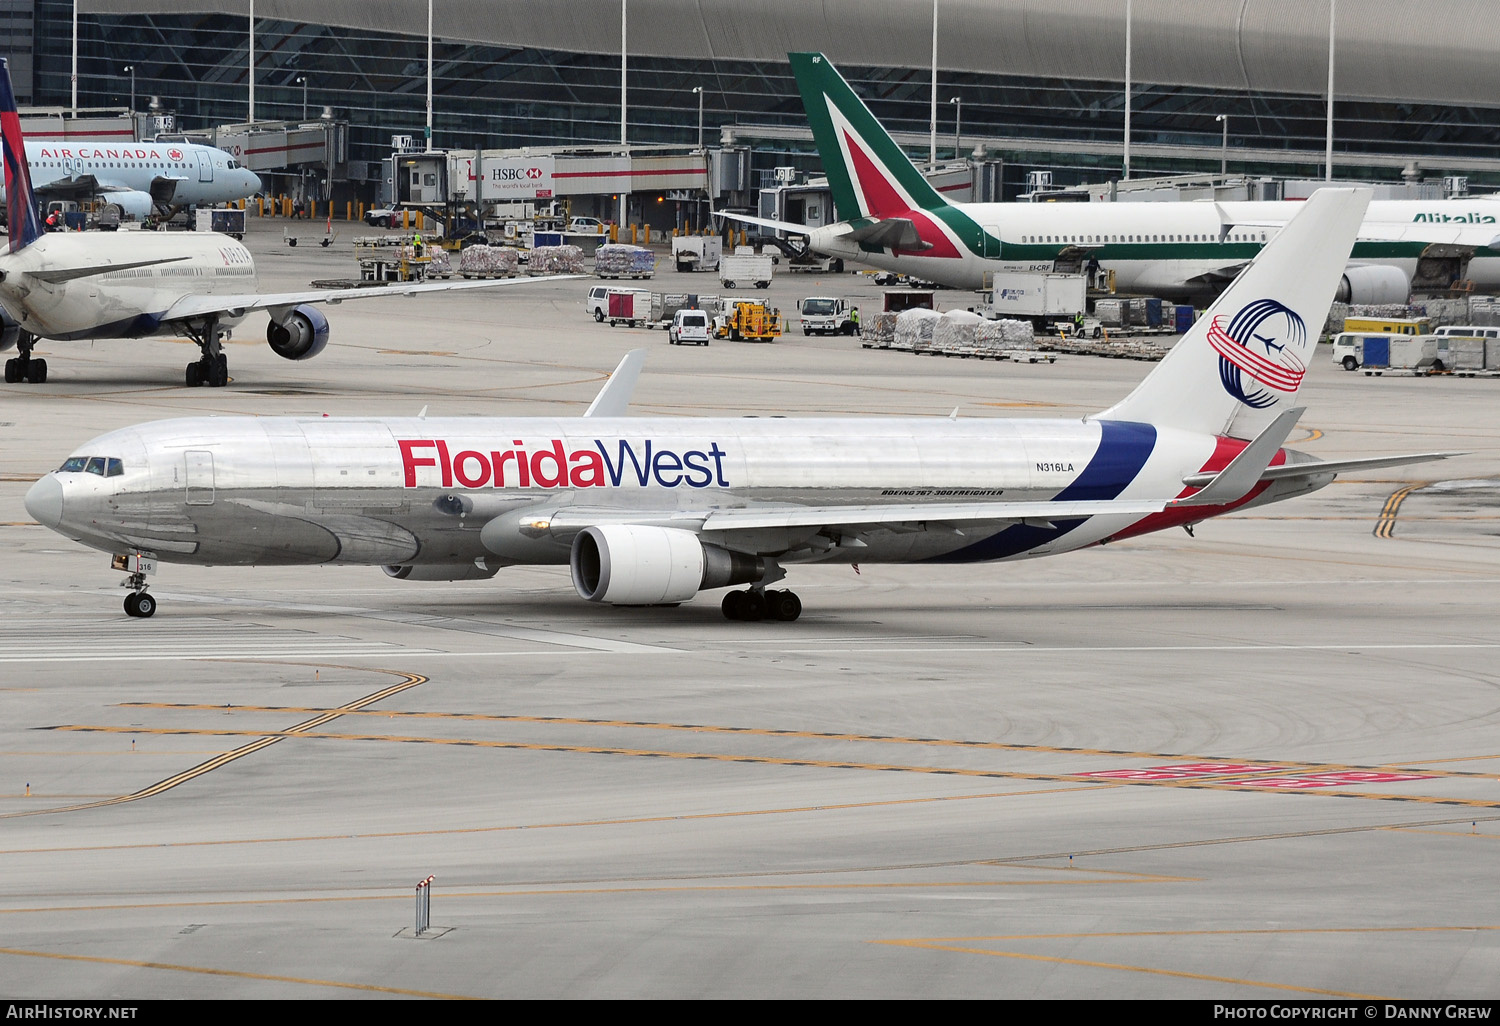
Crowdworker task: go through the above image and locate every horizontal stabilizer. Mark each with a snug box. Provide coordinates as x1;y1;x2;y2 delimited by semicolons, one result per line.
28;254;192;285
844;217;930;251
1182;450;1464;488
1172;407;1303;507
713;209;814;236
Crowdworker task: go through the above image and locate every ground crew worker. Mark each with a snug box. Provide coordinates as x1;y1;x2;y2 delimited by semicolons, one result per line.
850;306;861;336
412;232;424;258
1074;311;1085;336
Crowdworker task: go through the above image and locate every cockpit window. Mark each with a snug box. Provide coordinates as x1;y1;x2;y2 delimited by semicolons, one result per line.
58;455;125;476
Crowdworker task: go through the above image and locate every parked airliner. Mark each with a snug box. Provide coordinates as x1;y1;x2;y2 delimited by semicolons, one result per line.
0;59;570;387
0;136;261;220
24;189;1455;619
720;52;1500;302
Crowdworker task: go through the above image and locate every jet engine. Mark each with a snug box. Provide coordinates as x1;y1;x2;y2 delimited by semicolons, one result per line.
569;525;765;605
1336;265;1410;305
266;305;331;360
383;561;501;582
0;307;18;352
98;190;155;221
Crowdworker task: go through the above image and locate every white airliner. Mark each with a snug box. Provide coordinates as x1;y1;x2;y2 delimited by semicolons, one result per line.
720;52;1500;301
0;58;570;387
24;188;1456;620
0;137;261;220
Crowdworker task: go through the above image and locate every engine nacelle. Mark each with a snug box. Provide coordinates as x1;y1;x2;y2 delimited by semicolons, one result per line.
570;525;765;605
383;560;501;582
0;307;18;352
99;190;154;220
267;305;330;361
1336;265;1410;305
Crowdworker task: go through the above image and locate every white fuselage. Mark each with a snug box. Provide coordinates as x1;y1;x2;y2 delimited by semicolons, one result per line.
29;414;1317;571
0;140;261;210
0;232;255;340
808;197;1500;296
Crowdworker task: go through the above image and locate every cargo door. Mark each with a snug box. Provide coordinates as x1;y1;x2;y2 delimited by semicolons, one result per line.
184;450;215;505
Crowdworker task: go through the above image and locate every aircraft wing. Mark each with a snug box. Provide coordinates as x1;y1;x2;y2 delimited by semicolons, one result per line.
1181;451;1463;488
33;175;103;201
159;274;586;322
843;217;929;252
714;209;815;236
525;498;1168;544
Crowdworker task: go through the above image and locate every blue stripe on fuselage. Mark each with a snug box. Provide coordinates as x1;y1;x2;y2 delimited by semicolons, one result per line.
926;420;1158;563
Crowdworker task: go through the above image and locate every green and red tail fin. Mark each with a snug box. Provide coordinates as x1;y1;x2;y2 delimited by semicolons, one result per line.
0;58;42;253
789;52;949;223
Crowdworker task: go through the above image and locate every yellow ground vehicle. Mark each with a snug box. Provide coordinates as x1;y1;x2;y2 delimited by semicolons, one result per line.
1342;316;1432;336
714;300;784;342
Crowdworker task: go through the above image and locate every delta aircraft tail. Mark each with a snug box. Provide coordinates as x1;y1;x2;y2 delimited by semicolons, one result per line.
0;58;42;254
1101;187;1371;439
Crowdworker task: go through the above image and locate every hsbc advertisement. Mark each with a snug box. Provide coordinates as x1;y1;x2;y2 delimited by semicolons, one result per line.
474;154;555;200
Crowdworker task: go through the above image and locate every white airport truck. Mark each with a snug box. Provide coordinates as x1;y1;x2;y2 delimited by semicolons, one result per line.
978;271;1088;327
672;235;722;272
798;297;856;336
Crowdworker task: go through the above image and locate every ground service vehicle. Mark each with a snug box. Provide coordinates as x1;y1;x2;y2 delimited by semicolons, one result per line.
668;309;711;346
1343;316;1431;336
799;297;854;335
607;290;650;327
715;300;783;341
672;236;722;272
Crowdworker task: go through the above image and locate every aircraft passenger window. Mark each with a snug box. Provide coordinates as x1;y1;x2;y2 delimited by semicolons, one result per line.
85;457;107;476
59;456;88;473
106;459;124;478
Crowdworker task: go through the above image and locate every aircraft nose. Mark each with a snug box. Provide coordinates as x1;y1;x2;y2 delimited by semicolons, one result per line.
24;475;63;529
248;171;262;193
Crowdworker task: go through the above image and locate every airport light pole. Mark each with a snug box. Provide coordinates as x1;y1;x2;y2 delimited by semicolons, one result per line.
950;96;962;157
425;0;433;150
124;66;135;113
297;76;307;121
1216;114;1227;176
1123;0;1132;179
1326;0;1336;181
248;0;255;123
692;86;703;149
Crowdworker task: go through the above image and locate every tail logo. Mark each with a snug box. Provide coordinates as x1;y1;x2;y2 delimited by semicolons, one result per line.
1208;299;1308;409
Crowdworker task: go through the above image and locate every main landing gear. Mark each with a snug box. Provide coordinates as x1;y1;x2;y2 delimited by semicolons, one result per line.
3;332;47;384
183;317;229;387
721;587;802;622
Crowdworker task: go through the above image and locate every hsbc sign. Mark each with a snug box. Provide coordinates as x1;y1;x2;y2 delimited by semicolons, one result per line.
478;154;555;199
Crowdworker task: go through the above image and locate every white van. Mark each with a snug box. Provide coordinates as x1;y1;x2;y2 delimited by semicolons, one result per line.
1435;325;1500;339
668;308;711;346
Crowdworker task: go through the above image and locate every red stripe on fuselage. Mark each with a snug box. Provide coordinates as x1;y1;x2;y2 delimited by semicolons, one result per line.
1105;436;1287;542
842;130;961;260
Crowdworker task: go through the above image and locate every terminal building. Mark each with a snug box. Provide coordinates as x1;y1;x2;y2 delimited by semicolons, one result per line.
7;0;1500;224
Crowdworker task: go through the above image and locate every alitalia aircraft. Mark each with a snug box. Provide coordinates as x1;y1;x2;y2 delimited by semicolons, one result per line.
24;188;1454;620
0;137;261;220
722;51;1500;301
0;59;558;388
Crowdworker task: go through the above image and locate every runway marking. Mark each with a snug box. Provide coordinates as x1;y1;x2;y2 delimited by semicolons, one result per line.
36;725;1500;808
871;938;1380;999
0;784;1123;857
0;946;476;999
1375;482;1430;539
0;617;424;663
1;671;428;819
107;704;1500;782
876;923;1500;998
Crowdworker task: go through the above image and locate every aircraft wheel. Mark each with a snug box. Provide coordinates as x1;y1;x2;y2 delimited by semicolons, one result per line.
3;359;17;384
211;354;229;387
27;359;47;384
124;592;156;618
740;590;765;622
185;362;201;387
721;590;747;620
768;590;802;622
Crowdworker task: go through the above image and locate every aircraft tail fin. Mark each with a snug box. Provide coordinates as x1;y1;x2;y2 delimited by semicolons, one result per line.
0;58;42;254
789;52;949;223
1099;188;1371;440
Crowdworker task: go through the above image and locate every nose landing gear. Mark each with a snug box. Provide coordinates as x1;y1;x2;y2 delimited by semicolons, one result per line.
721;588;802;622
111;552;159;618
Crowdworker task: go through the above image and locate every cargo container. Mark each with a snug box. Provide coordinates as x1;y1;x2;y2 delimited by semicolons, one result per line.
979;272;1086;321
719;252;774;289
1360;335;1391;373
194;207;246;238
1487;339;1500;370
1387;335;1442;373
606;289;650;327
595;244;655;280
1174;304;1196;333
1446;337;1486;372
